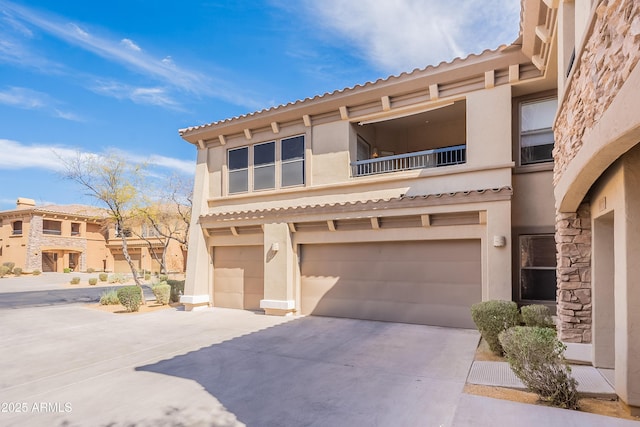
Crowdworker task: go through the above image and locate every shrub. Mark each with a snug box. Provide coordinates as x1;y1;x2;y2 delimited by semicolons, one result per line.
13;267;22;276
99;273;108;282
63;267;71;273
70;276;81;285
99;288;120;305
89;278;98;286
2;262;15;273
144;273;151;281
521;304;555;328
0;265;10;278
167;279;185;303
158;274;168;282
152;283;171;305
32;269;41;276
108;273;127;284
499;326;579;409
471;300;520;355
117;286;142;312
86;267;95;273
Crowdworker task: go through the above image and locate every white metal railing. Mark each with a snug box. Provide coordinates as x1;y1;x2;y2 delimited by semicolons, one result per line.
351;145;466;177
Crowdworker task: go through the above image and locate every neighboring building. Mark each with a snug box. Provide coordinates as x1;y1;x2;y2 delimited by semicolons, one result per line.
178;0;560;329
0;198;187;274
553;0;640;413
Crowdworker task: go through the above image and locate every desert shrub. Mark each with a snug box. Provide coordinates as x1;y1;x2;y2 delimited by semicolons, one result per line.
99;288;120;305
70;276;81;284
117;286;142;312
471;300;520;355
0;265;10;278
158;274;168;282
86;267;95;273
167;279;185;303
108;273;127;284
144;273;151;281
63;267;71;273
2;262;15;273
13;267;22;276
521;304;555;328
89;278;98;286
152;283;171;305
32;269;41;276
499;326;579;409
99;273;108;282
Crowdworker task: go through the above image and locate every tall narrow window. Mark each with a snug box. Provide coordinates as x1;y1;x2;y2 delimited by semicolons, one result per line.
281;136;305;187
520;98;556;165
228;147;249;194
71;222;80;236
519;234;557;301
12;220;22;235
254;141;275;190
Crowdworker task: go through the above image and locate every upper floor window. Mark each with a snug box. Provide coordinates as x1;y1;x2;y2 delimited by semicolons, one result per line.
42;219;61;235
71;222;80;236
12;220;22;235
519;97;557;165
228;135;305;194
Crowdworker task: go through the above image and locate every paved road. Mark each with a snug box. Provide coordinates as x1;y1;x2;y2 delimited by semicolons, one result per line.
0;285;155;309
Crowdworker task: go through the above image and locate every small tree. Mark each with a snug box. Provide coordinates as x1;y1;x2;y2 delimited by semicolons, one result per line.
61;152;145;300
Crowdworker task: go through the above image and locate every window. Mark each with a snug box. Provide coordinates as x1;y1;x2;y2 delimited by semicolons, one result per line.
228;147;249;194
254;141;275;190
520;97;557;165
12;221;22;235
43;220;61;235
357;137;371;161
227;135;305;194
71;222;80;236
281;136;305;187
518;234;557;302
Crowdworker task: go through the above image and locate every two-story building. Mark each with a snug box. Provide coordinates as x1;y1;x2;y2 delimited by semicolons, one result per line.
0;198;187;274
178;0;559;329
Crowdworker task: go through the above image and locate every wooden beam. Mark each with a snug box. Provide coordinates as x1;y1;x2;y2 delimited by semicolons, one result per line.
421;214;431;227
381;96;391;111
339;106;349;120
288;223;297;233
230;226;239;236
244;129;252;140
197;139;205;149
479;211;487;225
484;70;495;89
271;122;280;134
509;64;520;83
532;54;546;71
535;25;551;44
327;220;336;231
203;228;211;237
370;217;380;230
302;114;312;127
429;84;439;101
218;135;227;145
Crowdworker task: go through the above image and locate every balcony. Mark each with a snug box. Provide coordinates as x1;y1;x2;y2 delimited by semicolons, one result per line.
351;145;466;177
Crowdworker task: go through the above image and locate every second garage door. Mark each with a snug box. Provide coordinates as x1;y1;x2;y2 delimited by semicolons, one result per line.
300;240;481;328
213;246;263;311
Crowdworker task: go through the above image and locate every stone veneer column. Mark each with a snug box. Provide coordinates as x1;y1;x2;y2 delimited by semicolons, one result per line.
555;202;592;343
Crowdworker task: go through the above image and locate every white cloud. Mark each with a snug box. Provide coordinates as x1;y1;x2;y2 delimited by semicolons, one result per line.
121;38;141;52
0;139;194;176
297;0;520;74
0;86;83;121
91;80;182;109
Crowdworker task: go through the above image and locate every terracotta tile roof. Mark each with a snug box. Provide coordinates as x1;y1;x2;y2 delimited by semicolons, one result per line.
179;46;509;137
35;204;107;218
201;186;512;223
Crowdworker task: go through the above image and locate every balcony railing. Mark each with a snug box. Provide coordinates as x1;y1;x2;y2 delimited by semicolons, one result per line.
351;145;466;177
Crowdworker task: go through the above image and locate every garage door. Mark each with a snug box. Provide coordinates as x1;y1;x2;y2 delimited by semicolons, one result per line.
301;240;481;328
213;246;263;311
113;253;140;273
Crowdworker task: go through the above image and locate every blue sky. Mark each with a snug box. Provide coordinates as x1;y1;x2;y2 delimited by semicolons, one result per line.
0;0;519;210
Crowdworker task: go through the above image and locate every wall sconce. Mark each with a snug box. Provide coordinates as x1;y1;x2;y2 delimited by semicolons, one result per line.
493;236;506;247
271;242;279;252
372;147;379;158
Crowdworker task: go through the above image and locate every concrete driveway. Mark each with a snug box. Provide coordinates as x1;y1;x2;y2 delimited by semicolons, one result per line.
0;305;480;426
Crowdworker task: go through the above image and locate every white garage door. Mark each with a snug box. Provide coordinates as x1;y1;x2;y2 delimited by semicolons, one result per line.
113;253;140;273
301;240;481;328
213;246;263;311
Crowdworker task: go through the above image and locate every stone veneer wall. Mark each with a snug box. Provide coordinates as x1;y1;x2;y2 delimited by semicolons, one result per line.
25;216;87;271
555;202;592;343
553;0;640;344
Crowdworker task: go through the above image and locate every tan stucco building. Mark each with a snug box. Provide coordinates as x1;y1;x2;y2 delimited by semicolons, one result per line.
179;0;560;329
0;198;187;274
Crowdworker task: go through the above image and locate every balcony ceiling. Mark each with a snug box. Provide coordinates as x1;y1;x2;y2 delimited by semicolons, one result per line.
368;100;466;131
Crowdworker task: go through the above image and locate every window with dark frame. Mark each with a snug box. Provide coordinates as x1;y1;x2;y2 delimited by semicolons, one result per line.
281;136;305;187
228;146;249;194
519;97;557;165
12;220;22;235
519;234;557;302
254;141;275;191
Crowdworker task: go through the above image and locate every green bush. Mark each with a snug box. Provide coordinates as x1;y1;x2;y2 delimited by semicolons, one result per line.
108;273;127;284
99;273;108;282
471;300;520;355
70;276;81;284
521;304;555;328
63;267;71;273
144;273;151;281
158;274;168;282
499;326;579;409
0;265;10;278
117;286;142;312
13;267;22;276
152;283;171;305
88;278;98;286
86;267;95;273
166;279;185;303
99;288;120;305
2;262;15;273
32;269;41;276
